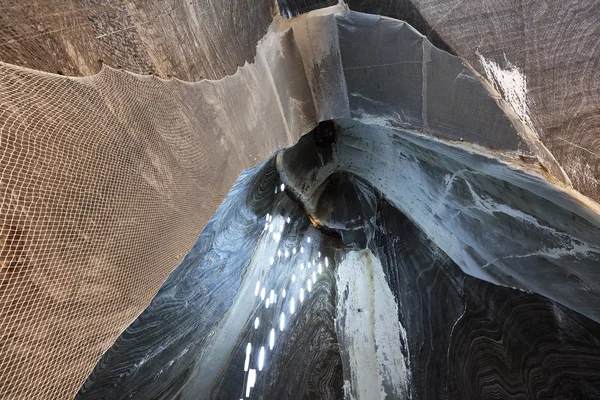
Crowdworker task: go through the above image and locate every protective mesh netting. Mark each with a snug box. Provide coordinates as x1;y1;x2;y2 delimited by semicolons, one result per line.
0;60;295;399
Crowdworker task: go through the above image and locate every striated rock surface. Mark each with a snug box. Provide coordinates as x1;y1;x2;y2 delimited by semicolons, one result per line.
0;3;599;399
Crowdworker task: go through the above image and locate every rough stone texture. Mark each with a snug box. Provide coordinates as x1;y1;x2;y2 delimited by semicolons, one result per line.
278;0;337;18
0;0;277;81
406;0;600;201
0;2;599;399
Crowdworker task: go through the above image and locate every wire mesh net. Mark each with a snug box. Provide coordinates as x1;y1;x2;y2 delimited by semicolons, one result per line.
0;61;294;399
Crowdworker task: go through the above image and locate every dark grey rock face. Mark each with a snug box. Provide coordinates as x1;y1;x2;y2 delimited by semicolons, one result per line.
78;123;600;399
373;198;600;400
0;0;276;81
278;0;600;201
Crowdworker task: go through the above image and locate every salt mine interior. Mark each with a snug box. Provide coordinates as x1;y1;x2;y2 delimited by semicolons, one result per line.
0;1;599;399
